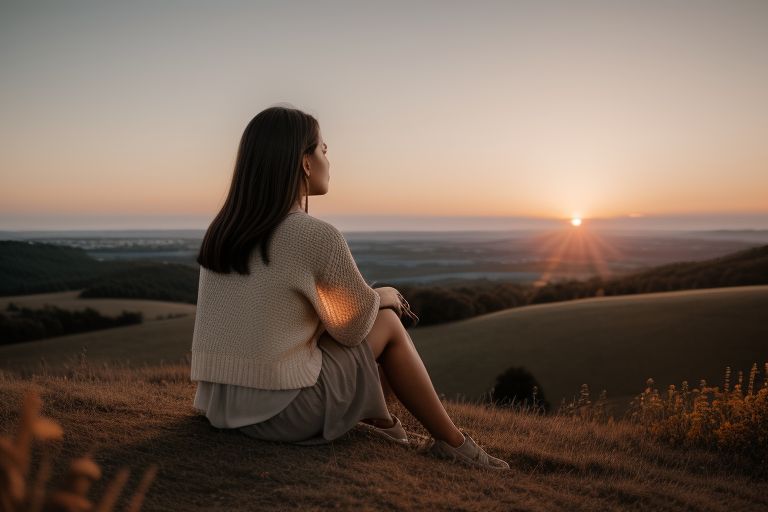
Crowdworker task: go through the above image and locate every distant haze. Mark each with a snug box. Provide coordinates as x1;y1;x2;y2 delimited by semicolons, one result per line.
2;212;768;233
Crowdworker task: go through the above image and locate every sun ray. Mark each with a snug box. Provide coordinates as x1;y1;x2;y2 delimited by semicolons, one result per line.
528;216;625;299
532;227;576;287
582;230;613;279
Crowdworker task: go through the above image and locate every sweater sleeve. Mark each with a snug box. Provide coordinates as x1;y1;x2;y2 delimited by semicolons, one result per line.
310;224;381;347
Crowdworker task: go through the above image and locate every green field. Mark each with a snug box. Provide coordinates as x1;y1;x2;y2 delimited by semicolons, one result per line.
1;285;766;419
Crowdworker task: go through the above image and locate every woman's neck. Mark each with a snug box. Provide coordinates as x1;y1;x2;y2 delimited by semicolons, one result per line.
289;198;306;213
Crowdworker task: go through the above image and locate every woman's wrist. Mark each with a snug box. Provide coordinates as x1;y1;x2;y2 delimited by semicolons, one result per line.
374;287;398;311
373;288;390;307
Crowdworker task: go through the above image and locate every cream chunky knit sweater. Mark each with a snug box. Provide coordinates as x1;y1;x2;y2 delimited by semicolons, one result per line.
190;210;381;389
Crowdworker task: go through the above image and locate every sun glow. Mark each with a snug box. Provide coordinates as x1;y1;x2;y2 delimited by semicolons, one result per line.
529;215;626;296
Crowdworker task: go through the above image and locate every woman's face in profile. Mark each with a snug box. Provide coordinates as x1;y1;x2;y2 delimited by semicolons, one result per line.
305;130;330;196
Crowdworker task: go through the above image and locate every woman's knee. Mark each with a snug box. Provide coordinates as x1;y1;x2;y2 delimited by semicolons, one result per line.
365;308;403;360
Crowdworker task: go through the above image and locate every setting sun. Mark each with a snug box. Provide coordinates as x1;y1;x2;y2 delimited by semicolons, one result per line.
571;217;582;227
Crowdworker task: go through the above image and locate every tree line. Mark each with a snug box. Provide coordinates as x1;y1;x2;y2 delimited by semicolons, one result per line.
0;303;143;345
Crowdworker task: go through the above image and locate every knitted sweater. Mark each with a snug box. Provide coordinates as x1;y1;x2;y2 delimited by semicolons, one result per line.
190;210;381;389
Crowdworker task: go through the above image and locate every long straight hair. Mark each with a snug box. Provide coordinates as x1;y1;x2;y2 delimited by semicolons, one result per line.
196;105;320;274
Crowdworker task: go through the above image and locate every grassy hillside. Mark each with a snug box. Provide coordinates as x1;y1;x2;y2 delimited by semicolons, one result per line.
1;285;766;420
0;365;765;511
415;285;768;416
0;315;194;372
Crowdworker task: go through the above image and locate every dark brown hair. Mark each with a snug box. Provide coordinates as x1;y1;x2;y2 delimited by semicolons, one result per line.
196;105;319;274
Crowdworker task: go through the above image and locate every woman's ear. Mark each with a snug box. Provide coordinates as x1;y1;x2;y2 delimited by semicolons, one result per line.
302;154;311;173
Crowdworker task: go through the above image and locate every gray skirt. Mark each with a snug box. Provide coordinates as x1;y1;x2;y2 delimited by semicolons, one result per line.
238;333;393;445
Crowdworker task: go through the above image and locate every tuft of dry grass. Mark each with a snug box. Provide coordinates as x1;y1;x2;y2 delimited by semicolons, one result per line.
557;384;613;423
0;388;158;512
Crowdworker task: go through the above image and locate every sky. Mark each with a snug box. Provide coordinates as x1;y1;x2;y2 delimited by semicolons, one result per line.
1;0;767;232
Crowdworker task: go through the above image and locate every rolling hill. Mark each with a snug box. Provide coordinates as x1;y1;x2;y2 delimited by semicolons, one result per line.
413;284;768;417
2;285;766;419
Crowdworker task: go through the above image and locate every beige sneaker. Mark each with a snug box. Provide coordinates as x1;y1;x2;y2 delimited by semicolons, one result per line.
356;414;409;446
414;430;510;470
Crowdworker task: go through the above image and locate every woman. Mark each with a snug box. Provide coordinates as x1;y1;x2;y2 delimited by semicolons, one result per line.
190;105;509;470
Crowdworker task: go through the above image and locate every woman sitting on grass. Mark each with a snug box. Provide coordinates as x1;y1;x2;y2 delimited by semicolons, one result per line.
190;105;509;470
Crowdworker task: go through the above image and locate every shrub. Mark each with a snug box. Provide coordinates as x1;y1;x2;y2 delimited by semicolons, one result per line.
487;366;550;414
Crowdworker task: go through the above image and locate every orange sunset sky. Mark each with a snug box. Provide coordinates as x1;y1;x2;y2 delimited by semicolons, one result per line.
1;1;767;231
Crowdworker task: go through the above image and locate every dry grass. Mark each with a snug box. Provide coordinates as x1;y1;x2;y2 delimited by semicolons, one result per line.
623;363;768;458
1;360;766;511
0;387;158;512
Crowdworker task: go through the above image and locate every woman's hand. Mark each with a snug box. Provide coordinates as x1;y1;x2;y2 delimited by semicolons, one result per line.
373;285;420;327
374;286;403;315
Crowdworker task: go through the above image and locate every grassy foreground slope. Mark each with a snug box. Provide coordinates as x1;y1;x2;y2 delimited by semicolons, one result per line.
0;365;765;512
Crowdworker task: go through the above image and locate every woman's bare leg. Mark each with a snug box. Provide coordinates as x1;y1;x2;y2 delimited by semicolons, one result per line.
362;309;465;447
